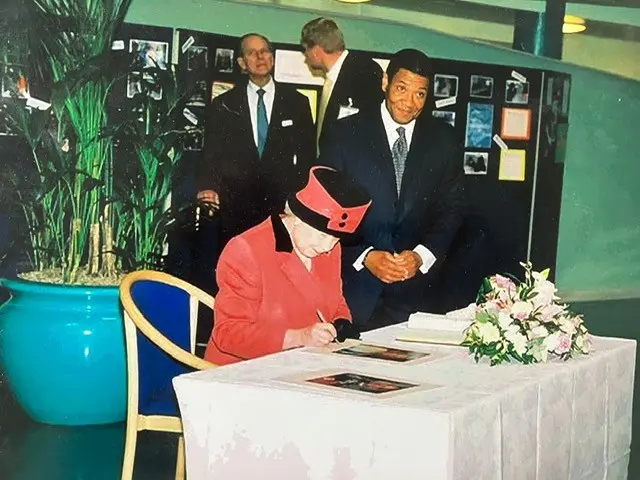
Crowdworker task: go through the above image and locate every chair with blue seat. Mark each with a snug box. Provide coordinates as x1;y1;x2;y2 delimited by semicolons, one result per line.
119;270;218;480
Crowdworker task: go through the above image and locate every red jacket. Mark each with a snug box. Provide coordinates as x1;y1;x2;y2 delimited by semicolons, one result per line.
205;215;351;365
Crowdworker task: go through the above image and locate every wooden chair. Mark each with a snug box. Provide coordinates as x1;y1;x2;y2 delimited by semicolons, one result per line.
119;270;218;480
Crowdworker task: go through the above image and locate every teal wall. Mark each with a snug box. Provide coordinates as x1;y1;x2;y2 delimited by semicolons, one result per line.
126;0;640;299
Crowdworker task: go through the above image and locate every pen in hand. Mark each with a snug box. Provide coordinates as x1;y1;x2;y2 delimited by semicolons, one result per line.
316;310;337;342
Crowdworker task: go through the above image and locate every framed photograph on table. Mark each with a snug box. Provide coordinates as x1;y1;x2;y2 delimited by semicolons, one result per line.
500;108;531;140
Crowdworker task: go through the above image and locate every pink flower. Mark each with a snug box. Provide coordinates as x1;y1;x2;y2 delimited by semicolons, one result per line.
554;333;572;355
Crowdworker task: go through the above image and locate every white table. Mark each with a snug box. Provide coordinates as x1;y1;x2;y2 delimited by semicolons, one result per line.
173;324;636;479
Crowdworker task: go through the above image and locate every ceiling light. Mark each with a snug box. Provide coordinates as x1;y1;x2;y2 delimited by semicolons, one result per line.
335;0;371;3
563;15;587;34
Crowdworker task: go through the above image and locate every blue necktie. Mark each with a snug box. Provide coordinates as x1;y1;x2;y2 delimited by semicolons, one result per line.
257;88;268;157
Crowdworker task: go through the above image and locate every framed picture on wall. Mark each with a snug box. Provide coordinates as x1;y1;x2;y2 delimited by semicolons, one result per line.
130;39;169;70
434;74;458;98
186;46;208;71
214;48;235;73
505;79;529;104
432;110;456;127
463;152;489;175
470;75;493;99
500;108;531;140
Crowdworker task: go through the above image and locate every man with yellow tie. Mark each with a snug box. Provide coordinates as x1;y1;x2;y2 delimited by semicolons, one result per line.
300;17;383;154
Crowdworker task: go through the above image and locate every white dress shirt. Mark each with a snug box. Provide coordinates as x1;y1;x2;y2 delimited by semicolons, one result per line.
352;101;436;275
246;78;275;148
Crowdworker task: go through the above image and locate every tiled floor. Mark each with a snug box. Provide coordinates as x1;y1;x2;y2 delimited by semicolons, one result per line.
0;298;638;479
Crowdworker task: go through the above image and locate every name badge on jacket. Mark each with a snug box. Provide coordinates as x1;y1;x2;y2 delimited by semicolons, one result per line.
281;119;293;127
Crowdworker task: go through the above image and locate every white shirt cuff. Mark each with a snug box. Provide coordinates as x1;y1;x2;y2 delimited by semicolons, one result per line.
353;246;374;271
413;244;436;274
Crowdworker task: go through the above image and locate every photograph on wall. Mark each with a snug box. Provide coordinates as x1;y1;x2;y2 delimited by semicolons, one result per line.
433;74;458;98
372;58;390;72
184;125;204;151
470;75;494;99
432;110;456;127
296;88;319;124
465;103;494;148
130;39;169;70
499;149;526;181
187;79;208;107
127;72;162;100
331;343;431;364
187;45;208;71
1;65;29;99
540;75;566;161
274;49;323;86
500;107;531;140
214;48;235;73
463;152;489;175
505;79;529;104
211;81;235;101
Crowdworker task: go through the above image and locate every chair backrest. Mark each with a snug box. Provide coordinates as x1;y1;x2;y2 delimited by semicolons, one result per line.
120;271;215;416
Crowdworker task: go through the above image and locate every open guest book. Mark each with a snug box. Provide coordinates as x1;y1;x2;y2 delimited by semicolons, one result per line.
395;304;475;345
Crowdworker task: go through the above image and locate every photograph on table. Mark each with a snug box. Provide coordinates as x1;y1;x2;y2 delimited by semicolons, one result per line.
505;79;529;104
470;75;494;99
463;152;489;175
432;110;456;127
130;39;169;70
500;107;531;140
498;149;526;181
433;74;458;98
211;81;235;101
186;45;208;71
127;71;162;100
465;103;494;148
214;48;235;73
332;343;431;364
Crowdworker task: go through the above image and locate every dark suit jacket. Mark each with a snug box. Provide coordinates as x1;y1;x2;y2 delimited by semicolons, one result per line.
318;52;383;153
318;108;465;326
198;78;315;245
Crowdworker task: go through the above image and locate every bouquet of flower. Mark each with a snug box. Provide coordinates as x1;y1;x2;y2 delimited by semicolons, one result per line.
461;262;591;366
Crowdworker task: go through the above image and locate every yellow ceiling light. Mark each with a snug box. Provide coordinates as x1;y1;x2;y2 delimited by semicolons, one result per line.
563;15;587;34
335;0;371;3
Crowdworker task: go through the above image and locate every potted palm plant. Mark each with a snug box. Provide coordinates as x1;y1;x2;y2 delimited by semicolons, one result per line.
0;0;191;426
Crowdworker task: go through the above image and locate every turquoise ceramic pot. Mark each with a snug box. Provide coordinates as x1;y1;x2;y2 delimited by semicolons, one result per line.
0;278;126;425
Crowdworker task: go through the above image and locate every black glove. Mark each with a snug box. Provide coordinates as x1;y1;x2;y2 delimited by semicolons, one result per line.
332;319;361;343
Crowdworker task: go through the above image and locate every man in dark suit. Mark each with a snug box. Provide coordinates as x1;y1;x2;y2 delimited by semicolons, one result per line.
197;33;315;251
318;49;465;331
300;17;383;154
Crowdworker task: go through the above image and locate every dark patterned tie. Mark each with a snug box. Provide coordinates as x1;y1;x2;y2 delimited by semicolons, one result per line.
392;126;408;196
257;88;268;157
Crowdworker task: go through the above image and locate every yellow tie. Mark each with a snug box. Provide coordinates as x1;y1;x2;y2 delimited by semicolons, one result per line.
316;77;333;151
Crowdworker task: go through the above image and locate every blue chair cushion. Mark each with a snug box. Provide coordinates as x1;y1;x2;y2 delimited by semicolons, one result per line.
130;280;196;415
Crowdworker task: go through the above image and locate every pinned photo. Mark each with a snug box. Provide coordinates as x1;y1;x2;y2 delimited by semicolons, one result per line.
211;81;234;101
130;39;169;70
187;79;208;107
187;46;208;71
433;74;458;98
465;103;494;148
505;80;529;104
432;110;456;127
127;72;162;100
470;75;494;99
214;48;234;73
184;125;204;151
463;152;489;175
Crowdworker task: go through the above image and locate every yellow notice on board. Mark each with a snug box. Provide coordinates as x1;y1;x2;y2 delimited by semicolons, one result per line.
499;149;526;181
297;88;318;124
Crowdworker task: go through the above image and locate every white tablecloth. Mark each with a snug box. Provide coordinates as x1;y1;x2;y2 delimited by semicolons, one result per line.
173;324;636;479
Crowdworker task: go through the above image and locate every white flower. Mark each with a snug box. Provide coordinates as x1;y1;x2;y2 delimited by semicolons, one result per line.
505;330;528;355
511;301;533;319
539;303;565;323
544;331;561;352
497;311;514;329
559;317;577;335
477;322;501;343
530;280;557;308
529;325;549;340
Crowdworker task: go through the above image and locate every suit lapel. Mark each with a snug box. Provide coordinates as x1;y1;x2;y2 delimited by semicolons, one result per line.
397;118;434;221
264;86;284;157
228;85;259;157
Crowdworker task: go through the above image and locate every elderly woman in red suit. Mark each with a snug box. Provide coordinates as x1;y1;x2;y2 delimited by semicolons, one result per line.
205;166;372;365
